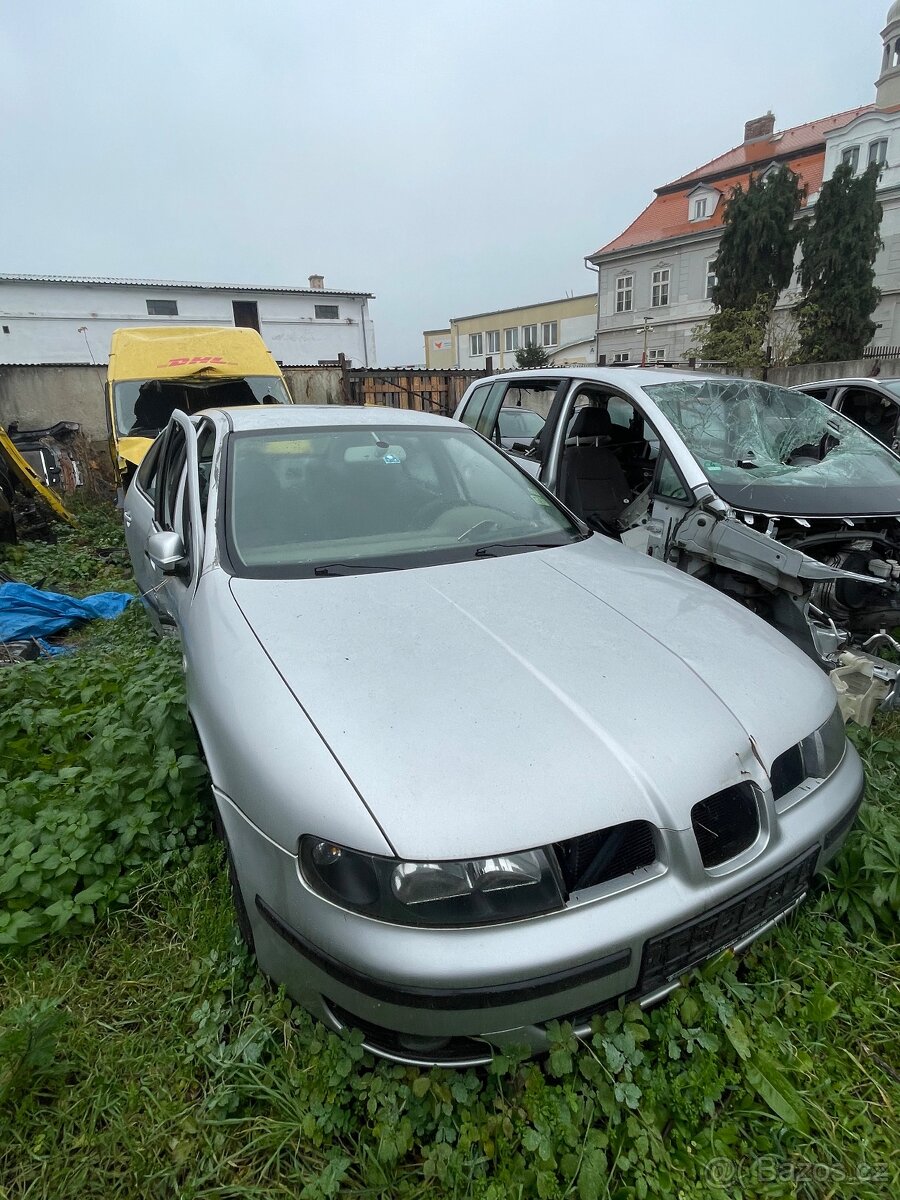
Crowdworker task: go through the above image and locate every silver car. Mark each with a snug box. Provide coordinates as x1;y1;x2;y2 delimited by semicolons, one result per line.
124;405;863;1067
457;368;900;703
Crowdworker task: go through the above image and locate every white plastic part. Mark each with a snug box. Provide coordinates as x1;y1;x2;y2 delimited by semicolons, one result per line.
829;652;891;727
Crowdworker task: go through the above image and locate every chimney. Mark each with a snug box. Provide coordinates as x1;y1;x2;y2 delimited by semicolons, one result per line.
744;112;775;143
308;274;324;290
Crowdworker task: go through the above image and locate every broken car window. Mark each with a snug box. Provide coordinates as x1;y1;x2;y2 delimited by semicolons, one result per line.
643;379;900;506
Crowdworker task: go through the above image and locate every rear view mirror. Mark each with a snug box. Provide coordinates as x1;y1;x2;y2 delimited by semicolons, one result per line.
147;530;186;574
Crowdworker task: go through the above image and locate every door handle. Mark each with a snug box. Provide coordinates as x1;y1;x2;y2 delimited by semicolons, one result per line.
123;511;132;527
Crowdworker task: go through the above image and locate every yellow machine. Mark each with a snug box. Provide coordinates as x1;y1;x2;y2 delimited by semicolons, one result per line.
106;326;292;482
0;426;77;526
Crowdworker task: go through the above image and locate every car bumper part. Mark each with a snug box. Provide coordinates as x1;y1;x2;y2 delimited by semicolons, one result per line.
216;747;864;1068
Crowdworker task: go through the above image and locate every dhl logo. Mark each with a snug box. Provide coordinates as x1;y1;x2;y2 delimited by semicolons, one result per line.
156;355;238;367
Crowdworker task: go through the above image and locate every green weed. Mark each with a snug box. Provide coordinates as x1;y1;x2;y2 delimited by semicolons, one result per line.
0;502;897;1199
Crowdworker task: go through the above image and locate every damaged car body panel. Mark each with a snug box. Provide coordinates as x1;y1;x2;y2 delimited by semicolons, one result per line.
456;368;900;715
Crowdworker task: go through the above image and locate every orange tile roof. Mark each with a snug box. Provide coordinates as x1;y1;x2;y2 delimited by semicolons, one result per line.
593;106;872;257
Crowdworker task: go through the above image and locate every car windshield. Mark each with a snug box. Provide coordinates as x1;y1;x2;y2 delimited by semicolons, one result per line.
224;424;583;577
644;378;900;515
498;409;545;438
115;376;291;437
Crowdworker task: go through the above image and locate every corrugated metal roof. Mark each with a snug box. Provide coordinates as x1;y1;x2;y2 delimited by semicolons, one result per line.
0;273;374;298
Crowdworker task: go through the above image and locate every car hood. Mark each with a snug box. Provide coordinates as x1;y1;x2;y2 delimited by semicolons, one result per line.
229;539;833;859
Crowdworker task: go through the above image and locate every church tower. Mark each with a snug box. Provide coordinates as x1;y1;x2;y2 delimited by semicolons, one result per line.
876;2;900;108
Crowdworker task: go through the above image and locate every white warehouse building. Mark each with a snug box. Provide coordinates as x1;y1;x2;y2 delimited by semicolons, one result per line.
0;273;376;367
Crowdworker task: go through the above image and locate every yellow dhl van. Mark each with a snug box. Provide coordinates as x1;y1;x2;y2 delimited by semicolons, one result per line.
106;326;292;481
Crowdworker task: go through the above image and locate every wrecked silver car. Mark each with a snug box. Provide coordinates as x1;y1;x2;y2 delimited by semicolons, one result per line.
456;368;900;715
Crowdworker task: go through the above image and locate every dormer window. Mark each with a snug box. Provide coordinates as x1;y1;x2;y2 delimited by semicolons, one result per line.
688;185;717;222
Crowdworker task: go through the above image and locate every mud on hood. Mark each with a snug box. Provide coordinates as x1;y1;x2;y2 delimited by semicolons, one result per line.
229;539;834;860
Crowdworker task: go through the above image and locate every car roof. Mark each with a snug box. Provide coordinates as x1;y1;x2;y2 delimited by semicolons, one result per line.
204;405;456;431
789;378;898;389
476;366;760;388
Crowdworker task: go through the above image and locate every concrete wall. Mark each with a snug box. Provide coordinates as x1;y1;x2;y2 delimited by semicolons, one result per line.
0;365;109;439
763;359;894;387
283;367;342;405
0;279;376;368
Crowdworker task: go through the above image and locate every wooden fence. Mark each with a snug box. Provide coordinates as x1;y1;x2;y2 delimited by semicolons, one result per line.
340;363;484;417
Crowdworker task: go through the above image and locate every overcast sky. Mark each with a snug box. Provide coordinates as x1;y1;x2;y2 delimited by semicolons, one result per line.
0;1;889;364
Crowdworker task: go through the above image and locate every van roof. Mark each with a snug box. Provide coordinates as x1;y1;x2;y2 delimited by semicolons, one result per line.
107;326;282;382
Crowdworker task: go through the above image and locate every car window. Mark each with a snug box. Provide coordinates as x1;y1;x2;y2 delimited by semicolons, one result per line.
653;455;689;502
135;434;165;501
157;424;187;532
498;408;545;440
224;424;582;578
458;384;492;430
644;377;900;515
196;421;216;522
837;387;897;445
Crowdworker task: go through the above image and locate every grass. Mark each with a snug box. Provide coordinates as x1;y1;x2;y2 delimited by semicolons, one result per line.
1;502;899;1199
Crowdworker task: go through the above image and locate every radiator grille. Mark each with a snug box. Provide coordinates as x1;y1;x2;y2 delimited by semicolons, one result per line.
554;821;657;895
770;743;806;800
691;783;759;868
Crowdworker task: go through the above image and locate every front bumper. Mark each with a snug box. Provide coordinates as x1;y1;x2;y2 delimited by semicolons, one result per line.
217;745;864;1067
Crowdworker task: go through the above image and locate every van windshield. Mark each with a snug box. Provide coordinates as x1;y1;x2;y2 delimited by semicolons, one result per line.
114;375;291;436
644;378;900;515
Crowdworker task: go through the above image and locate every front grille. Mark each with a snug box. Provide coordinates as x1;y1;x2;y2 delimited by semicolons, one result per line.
691;783;759;867
553;821;657;895
770;743;806;800
638;849;817;995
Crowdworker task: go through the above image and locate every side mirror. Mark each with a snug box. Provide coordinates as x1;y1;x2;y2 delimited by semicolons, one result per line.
147;530;186;575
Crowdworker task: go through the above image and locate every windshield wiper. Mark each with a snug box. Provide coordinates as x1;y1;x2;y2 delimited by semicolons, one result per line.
313;562;400;576
473;541;565;557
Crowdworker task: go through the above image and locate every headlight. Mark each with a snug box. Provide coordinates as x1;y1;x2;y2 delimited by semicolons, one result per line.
299;837;564;927
800;705;847;779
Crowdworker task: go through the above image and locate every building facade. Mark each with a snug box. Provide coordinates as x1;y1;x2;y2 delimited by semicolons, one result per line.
586;2;900;365
0;274;376;367
424;293;597;370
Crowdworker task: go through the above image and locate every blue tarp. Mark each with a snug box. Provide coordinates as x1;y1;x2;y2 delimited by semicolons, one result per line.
0;582;134;644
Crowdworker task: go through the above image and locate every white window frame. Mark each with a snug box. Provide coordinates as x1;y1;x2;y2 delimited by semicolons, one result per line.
615;275;633;313
504;327;518;352
651;268;670;308
841;145;860;173
869;138;888;167
647;348;667;363
541;320;558;347
706;259;717;301
522;324;538;348
469;332;483;357
612;351;630;364
693;197;708;220
146;298;178;316
485;329;500;355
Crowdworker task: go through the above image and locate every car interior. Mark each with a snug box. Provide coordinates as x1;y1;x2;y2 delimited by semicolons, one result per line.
557;389;659;533
837;387;898;445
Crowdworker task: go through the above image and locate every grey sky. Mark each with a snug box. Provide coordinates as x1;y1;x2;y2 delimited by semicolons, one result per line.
0;1;888;364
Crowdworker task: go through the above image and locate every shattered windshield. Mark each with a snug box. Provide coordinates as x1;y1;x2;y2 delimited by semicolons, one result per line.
643;378;900;515
114;376;291;437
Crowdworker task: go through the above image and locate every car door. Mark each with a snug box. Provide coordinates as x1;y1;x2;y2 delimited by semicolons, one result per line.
833;384;900;448
152;411;203;631
123;431;167;602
